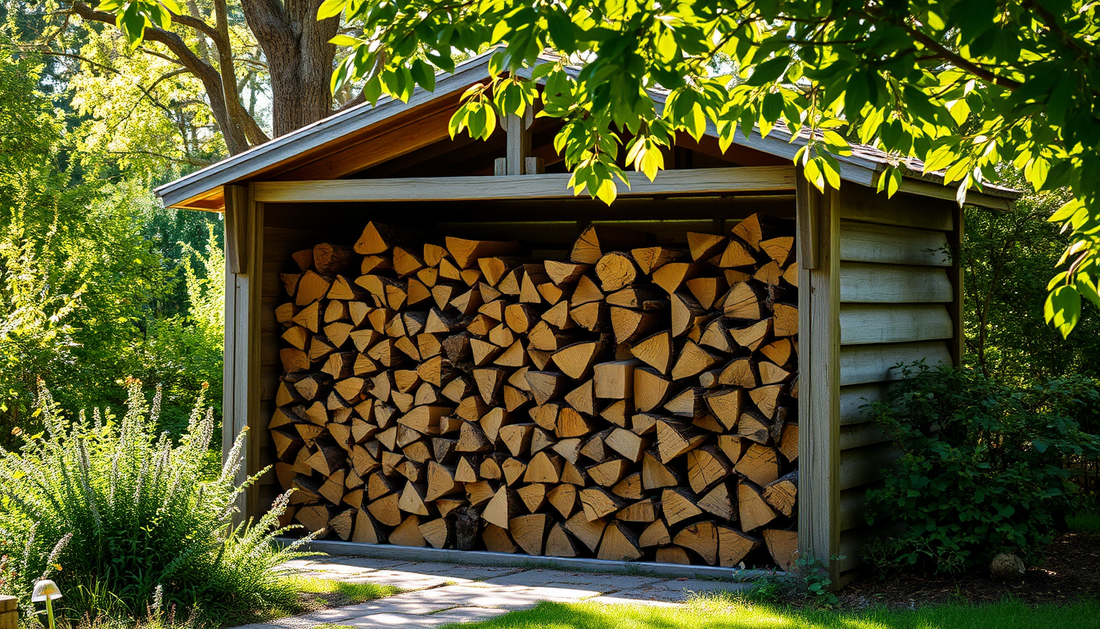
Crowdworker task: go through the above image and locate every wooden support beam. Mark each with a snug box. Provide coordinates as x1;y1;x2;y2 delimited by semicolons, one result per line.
794;170;819;270
224;182;264;523
797;184;840;583
223;184;248;274
506;112;531;175
254;167;797;203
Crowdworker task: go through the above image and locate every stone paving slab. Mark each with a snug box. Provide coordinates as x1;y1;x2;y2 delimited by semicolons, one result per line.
372;562;525;582
325;557;415;571
481;569;664;593
336;570;454;591
234;555;757;629
338;607;509;628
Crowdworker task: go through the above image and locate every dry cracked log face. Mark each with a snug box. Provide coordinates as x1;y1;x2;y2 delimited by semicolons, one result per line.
272;215;799;568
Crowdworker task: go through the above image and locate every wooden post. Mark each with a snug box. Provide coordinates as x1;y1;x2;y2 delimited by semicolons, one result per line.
796;175;841;583
0;596;17;629
223;183;264;522
505;111;532;175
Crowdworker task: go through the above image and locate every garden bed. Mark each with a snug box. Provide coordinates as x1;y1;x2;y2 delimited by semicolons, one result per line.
837;532;1100;610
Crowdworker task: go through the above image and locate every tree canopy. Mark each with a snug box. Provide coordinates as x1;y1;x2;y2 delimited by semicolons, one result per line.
83;0;1100;335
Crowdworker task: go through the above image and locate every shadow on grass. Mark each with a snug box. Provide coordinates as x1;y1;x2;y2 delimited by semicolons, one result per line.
441;597;1100;629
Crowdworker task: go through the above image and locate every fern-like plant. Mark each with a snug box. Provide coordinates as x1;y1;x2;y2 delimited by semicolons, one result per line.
0;379;314;624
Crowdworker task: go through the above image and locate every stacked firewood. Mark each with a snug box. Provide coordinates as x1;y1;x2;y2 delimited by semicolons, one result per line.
271;215;799;569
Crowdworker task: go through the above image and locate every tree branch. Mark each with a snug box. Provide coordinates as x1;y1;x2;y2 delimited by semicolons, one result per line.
894;17;1023;90
70;1;261;154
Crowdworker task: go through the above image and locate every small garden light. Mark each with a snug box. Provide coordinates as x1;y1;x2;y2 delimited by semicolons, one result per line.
31;580;62;629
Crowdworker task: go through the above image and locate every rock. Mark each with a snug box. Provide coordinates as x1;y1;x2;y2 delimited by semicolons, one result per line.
990;553;1026;580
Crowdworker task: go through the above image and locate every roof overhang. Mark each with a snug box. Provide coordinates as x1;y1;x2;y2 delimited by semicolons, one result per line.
157;50;1020;212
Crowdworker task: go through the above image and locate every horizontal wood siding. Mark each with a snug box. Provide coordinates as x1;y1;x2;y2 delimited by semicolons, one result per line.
839;382;891;425
839;221;951;267
834;191;959;560
839;341;953;386
839;263;953;303
839;304;953;345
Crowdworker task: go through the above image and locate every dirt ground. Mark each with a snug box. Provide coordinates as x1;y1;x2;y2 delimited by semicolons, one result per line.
836;532;1100;609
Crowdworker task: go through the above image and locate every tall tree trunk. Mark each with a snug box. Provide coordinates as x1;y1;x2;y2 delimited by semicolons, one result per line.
241;0;338;137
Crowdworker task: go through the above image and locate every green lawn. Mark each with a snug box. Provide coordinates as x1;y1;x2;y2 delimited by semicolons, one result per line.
445;597;1100;629
291;576;398;605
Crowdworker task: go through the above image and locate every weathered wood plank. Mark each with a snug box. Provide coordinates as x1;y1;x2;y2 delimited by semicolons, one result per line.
840;341;952;386
797;181;841;581
838;187;954;231
840;422;890;451
840;444;900;491
839;221;951;266
839;383;892;425
253;167;797;203
840;263;954;303
838;488;869;532
840;304;954;345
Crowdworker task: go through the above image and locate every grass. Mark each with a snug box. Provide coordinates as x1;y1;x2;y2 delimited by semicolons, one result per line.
442;597;1100;629
1068;511;1100;533
289;577;399;609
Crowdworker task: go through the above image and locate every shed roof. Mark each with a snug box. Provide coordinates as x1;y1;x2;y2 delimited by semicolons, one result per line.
156;49;1019;211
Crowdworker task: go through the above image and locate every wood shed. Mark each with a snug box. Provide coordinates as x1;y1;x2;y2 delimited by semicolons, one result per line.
156;51;1018;585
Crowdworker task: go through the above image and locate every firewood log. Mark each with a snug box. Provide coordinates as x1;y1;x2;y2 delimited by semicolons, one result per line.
545;522;581;557
718;525;762;567
736;443;781;486
420;517;450;549
762;470;798;517
674;521;718;565
594;252;638;292
738;481;778;531
597;521;642;561
509;513;549;555
763;529;798;571
698;482;734;521
516;483;548;512
551;338;609;380
571;225;649;265
630;246;682;275
686;446;733;494
662;487;703;526
630;330;673;374
564;379;597;415
656;546;692;564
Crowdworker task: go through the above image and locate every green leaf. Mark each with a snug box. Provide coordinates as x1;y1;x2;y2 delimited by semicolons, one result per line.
329;35;358;47
411;59;436;92
545;9;575;51
1045;285;1081;337
821;152;842;190
805;157;825;192
317;0;347;20
747;55;790;86
594;175;618;205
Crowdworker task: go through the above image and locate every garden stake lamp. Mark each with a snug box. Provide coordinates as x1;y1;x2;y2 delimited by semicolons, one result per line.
31;580;61;629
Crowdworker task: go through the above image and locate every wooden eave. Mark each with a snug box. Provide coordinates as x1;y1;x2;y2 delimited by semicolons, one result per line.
158;49;1020;212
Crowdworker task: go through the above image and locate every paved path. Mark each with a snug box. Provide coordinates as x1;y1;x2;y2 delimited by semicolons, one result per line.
235;556;750;629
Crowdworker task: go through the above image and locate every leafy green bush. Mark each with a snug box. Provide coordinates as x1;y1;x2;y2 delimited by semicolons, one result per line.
864;364;1100;574
0;380;313;624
